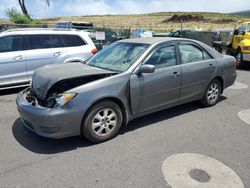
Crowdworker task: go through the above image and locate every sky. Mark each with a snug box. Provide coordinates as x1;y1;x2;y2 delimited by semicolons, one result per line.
0;0;249;19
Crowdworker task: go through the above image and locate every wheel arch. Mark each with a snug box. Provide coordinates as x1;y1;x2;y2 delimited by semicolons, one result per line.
213;76;224;94
81;97;129;134
63;58;85;63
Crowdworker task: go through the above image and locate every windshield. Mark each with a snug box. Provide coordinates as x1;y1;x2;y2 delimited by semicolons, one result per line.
87;42;149;72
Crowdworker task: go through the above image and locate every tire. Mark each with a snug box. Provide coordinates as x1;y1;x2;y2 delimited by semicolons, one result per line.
236;49;245;69
201;79;221;107
82;100;123;143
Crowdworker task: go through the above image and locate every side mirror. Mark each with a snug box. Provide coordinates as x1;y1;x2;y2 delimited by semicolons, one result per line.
137;64;155;74
239;30;246;36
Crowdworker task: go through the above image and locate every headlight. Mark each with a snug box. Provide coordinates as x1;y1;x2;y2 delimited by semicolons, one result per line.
30;79;32;87
54;93;77;108
243;46;250;51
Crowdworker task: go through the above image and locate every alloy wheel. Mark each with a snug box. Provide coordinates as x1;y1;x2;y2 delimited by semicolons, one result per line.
91;108;117;137
207;83;219;104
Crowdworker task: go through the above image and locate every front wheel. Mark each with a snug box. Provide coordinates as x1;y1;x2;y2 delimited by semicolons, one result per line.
201;79;221;107
236;49;245;69
82;100;123;143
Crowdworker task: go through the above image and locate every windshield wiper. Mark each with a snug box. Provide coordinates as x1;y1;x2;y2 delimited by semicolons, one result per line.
87;64;120;73
98;66;121;73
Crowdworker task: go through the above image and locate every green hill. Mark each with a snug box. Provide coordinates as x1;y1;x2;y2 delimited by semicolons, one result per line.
231;10;250;16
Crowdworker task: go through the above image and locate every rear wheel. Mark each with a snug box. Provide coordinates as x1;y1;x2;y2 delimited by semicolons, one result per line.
201;79;221;107
82;100;123;143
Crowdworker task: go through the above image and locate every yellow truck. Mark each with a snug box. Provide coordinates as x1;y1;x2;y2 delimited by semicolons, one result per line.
213;19;250;68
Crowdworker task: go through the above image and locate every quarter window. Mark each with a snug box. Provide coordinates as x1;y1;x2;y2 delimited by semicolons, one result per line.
0;35;21;53
29;35;51;49
145;45;177;69
179;43;211;64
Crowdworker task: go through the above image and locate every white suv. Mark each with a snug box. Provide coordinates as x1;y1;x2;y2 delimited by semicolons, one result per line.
0;28;97;90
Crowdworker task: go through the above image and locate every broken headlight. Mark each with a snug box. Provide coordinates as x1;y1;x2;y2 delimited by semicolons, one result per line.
54;93;77;108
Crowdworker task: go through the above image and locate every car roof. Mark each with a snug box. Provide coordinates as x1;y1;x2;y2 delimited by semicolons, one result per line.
119;37;223;59
118;37;193;45
0;28;90;37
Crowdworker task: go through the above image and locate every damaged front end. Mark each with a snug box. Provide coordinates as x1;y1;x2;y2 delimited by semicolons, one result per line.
26;74;115;109
22;63;117;108
23;88;77;109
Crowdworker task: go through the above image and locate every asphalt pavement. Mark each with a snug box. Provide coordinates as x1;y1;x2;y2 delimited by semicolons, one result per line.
0;69;250;188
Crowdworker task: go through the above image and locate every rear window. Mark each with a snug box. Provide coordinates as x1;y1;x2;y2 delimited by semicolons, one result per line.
62;35;86;47
24;34;87;50
29;35;51;49
50;35;65;48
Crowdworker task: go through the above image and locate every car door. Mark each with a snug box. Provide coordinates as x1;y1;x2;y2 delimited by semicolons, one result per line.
0;35;28;87
130;44;181;115
232;24;246;50
24;34;62;81
178;42;216;103
57;34;92;62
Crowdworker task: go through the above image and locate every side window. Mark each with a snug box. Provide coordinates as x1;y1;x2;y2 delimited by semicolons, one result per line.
62;35;86;47
145;45;177;69
28;35;51;50
51;35;65;48
238;25;246;35
248;24;250;32
0;35;21;53
179;44;204;64
203;51;212;60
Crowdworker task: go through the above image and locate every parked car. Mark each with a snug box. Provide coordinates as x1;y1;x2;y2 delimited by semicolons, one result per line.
213;20;250;68
55;21;94;30
16;38;237;143
0;28;96;90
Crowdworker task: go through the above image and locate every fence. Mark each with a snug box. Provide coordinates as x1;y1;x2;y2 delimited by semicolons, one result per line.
0;23;215;48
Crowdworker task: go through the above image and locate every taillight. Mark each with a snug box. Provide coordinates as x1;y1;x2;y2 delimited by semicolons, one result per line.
91;49;97;55
233;60;238;68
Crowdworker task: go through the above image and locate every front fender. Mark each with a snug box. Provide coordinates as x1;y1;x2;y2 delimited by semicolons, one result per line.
67;73;132;121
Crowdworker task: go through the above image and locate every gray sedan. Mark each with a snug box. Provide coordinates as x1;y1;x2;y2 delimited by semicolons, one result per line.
16;38;237;143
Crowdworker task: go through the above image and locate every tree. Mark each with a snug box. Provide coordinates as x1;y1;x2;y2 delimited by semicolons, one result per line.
18;0;51;20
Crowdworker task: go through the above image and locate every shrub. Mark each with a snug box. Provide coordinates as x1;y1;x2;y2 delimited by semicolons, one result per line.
5;8;42;25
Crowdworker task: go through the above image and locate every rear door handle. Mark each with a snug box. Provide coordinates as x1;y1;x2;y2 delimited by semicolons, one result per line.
53;52;61;57
171;72;181;77
13;55;23;61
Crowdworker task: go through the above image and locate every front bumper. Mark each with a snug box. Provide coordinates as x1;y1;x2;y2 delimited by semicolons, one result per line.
16;89;84;138
243;53;250;62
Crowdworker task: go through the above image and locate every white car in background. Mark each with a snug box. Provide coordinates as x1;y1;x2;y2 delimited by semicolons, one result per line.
0;28;97;90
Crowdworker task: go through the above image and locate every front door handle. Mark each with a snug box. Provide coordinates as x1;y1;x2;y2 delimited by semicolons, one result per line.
171;72;181;77
13;55;23;61
53;52;62;57
208;64;215;68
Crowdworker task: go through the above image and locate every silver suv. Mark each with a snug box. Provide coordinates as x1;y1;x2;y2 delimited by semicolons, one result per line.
0;28;97;90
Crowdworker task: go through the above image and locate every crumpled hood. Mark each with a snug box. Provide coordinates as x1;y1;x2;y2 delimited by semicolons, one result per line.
32;63;114;100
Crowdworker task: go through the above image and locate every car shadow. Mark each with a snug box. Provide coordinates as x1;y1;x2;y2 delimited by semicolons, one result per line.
12;96;227;154
0;87;27;96
12;118;93;154
124;96;227;133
